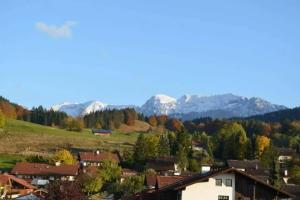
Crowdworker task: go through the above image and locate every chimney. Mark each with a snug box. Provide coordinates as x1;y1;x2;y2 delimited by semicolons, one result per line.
96;150;100;155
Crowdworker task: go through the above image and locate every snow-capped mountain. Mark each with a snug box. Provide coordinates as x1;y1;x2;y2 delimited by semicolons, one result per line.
139;94;177;116
51;101;135;116
52;93;287;119
140;93;286;118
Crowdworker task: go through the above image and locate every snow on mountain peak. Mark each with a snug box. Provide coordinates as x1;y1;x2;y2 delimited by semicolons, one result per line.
153;94;176;104
51;93;287;119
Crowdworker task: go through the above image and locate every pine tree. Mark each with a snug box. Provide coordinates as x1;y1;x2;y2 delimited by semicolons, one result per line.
158;134;170;156
133;134;146;163
271;159;280;188
175;145;188;171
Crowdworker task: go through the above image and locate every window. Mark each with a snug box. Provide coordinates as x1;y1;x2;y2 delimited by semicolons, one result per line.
225;179;232;187
215;179;222;186
218;195;229;200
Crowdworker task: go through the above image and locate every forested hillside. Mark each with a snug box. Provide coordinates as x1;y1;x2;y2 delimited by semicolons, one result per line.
247;107;300;122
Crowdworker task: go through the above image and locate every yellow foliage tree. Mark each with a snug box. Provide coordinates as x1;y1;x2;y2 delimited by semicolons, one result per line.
51;149;76;165
256;135;270;157
0;110;6;128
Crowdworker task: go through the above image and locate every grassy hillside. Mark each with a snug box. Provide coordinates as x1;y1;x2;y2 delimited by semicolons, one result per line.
0;119;140;155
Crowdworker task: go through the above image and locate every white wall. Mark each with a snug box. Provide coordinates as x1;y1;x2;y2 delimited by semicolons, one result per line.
181;174;235;200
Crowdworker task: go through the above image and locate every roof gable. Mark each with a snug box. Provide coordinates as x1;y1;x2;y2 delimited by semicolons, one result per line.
158;168;294;198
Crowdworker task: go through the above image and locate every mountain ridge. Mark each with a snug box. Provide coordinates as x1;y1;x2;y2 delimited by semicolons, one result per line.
51;93;287;119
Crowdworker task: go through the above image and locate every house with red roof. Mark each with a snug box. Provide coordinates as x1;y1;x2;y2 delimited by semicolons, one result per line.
125;168;294;200
0;173;37;199
78;150;120;167
10;162;79;187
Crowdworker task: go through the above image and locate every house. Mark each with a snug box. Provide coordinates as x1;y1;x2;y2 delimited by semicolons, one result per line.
145;175;186;190
92;129;112;136
0;173;37;199
276;148;297;164
121;168;138;182
146;157;179;175
227;159;270;183
130;168;294;200
78;151;120;167
10;162;79;187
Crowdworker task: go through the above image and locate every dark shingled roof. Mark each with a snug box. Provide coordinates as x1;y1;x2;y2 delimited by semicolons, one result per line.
281;184;300;197
227;159;264;169
146;157;175;172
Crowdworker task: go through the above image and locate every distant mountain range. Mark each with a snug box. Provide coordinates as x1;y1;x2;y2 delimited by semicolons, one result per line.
51;94;287;119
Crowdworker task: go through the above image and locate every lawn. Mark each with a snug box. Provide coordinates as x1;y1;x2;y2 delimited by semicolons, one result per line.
0;154;26;172
0;119;140;155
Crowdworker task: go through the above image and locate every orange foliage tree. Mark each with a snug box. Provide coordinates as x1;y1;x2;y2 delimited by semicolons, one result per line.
256;135;270;157
148;116;158;127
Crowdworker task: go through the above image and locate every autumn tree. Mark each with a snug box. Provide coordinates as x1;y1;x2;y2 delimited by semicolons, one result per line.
64;117;84;132
148;115;158;127
157;115;168;126
51;149;76;165
0;110;5;128
0;101;16;118
165;118;184;133
124;108;136;126
81;175;103;196
255;135;270;158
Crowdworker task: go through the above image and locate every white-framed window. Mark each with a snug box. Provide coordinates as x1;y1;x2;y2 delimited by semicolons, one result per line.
225;179;232;187
215;179;222;186
218;195;229;200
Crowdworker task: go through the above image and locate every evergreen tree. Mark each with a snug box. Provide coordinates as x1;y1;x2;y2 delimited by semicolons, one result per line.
158;134;170;156
133;134;147;163
271;159;280;188
175;145;188;171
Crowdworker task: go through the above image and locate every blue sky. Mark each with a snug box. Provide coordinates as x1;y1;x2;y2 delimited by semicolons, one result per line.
0;0;299;108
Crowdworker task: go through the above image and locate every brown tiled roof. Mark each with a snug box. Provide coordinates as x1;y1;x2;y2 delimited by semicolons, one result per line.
79;152;120;163
0;174;10;185
145;175;156;187
0;173;36;189
145;175;186;189
11;162;79;176
156;176;185;189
